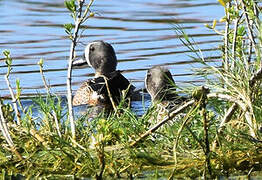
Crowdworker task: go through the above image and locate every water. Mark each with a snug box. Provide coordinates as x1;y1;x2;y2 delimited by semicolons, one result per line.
0;0;224;102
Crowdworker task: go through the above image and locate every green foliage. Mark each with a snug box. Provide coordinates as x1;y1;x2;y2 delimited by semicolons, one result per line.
32;94;65;132
64;0;76;13
3;50;12;77
15;79;22;99
64;23;74;39
1;0;262;179
0;99;14;122
3;50;11;64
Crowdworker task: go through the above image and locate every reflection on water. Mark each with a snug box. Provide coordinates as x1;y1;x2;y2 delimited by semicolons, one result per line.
0;0;224;98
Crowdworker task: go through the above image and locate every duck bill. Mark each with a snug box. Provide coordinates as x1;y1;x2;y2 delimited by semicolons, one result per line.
72;57;88;67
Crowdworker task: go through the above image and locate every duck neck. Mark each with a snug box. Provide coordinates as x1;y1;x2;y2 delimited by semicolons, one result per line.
95;71;114;78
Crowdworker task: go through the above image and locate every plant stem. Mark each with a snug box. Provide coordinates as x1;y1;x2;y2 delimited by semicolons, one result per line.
130;99;195;147
200;93;212;177
249;65;262;88
67;0;85;140
96;144;105;180
0;100;22;160
67;0;95;140
102;75;117;111
39;59;50;94
231;13;242;68
240;0;258;58
4;75;21;125
131;89;259;147
52;110;62;138
207;93;256;138
173;103;201;164
223;2;230;71
218;103;238;132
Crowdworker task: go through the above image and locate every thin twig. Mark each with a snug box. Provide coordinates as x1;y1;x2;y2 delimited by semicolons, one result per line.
208;93;256;138
67;0;95;140
52;110;62;138
102;75;117;111
232;0;239;62
249;65;262;88
70;137;87;151
223;2;230;71
174;102;201;164
38;58;50;94
252;0;259;30
5;75;21;125
3;51;22;125
232;18;239;61
0;100;14;147
131;91;257;147
231;13;243;68
81;0;95;24
201;93;212;177
67;0;84;140
130;99;195;147
0;100;23;160
218;103;238;132
240;0;258;57
247;40;253;63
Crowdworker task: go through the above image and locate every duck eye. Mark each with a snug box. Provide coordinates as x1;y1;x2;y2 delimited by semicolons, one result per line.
90;46;95;51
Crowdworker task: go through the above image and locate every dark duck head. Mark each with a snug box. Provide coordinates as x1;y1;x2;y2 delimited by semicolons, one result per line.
145;66;178;103
73;41;117;77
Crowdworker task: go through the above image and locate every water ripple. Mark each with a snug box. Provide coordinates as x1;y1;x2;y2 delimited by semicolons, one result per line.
0;0;224;97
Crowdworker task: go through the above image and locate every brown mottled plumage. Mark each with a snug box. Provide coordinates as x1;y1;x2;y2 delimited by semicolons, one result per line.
73;80;106;106
73;71;133;107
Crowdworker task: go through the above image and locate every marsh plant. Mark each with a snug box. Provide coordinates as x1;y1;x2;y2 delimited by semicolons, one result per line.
1;0;262;179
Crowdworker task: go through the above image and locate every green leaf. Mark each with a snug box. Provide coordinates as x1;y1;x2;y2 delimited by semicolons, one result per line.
64;23;74;35
3;50;10;57
69;0;76;11
7;58;12;66
204;23;212;29
3;50;12;66
16;79;21;98
218;0;231;7
212;19;217;29
38;58;44;66
237;26;246;36
64;0;76;12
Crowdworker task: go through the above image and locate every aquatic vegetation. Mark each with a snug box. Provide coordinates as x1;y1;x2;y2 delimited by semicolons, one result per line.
1;0;262;179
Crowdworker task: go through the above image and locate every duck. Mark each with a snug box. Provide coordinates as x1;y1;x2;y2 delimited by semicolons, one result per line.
72;41;134;109
145;66;185;104
145;66;186;122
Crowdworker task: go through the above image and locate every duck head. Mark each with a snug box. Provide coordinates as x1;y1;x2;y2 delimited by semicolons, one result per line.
145;66;176;102
73;41;117;77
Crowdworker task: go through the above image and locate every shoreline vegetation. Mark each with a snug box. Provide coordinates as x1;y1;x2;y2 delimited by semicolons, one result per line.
1;0;262;179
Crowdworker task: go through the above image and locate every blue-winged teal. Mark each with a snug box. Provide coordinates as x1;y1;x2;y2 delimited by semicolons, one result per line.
145;66;186;114
73;41;134;108
145;66;179;103
145;66;187;124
